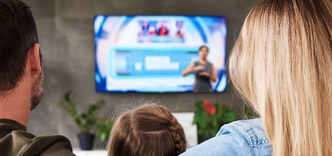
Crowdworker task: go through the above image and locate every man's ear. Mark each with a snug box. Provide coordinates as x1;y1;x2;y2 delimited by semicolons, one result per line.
28;43;42;76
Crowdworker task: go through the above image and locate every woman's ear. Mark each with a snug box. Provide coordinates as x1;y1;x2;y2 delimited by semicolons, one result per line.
28;43;42;75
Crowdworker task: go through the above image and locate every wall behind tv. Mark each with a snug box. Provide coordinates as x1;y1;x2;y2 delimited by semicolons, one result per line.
26;0;259;148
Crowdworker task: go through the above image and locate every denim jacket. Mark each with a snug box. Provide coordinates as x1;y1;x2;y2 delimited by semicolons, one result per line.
180;118;272;156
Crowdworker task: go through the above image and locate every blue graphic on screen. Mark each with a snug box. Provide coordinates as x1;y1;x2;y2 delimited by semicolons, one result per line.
94;15;227;92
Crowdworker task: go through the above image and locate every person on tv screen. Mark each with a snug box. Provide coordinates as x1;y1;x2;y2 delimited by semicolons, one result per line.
157;22;169;36
182;45;217;92
139;21;150;36
175;21;184;38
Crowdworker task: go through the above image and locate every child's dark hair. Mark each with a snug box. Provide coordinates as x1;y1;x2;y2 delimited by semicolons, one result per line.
108;104;187;156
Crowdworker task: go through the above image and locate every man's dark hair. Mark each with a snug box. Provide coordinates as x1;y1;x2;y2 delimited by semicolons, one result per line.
0;0;39;91
199;45;209;52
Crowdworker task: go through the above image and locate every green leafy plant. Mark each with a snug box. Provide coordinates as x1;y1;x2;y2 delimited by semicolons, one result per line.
58;92;105;134
193;100;239;137
244;104;255;119
96;118;113;142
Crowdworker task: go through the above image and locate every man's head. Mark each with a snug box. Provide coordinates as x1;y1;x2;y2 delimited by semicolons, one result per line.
0;0;43;110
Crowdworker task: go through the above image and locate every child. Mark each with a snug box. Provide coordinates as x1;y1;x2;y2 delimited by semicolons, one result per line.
108;104;187;156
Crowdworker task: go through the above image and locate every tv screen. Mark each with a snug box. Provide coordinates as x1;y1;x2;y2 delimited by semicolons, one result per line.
94;15;227;92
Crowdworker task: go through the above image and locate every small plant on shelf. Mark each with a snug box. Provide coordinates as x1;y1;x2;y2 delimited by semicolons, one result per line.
96;117;112;147
58;91;105;150
193;100;239;142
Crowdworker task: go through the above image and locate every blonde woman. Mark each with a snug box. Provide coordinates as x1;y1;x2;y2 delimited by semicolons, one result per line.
181;0;332;155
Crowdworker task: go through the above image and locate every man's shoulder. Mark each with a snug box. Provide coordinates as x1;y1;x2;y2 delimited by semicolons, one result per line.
11;130;75;156
0;119;75;156
19;132;75;156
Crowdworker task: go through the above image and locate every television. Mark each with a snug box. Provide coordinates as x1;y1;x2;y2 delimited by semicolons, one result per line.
94;15;227;92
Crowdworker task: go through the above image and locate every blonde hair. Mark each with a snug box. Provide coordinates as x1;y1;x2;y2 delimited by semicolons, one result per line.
229;0;332;155
108;104;186;156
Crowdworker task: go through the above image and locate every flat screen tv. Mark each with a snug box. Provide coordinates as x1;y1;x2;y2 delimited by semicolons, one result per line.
94;15;227;92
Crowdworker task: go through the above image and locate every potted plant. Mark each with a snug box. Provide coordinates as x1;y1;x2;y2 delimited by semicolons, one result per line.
193;100;239;143
95;117;112;148
58;92;105;150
